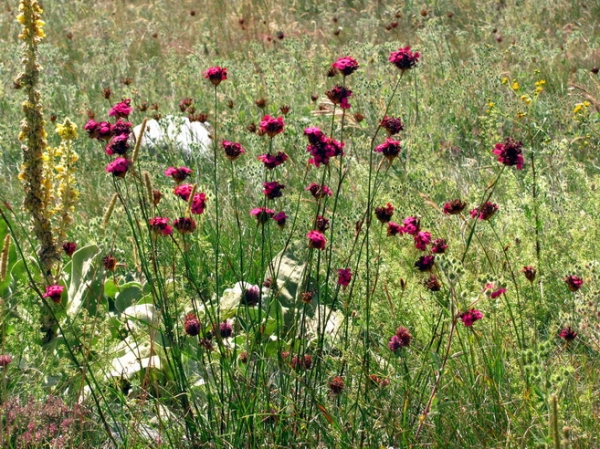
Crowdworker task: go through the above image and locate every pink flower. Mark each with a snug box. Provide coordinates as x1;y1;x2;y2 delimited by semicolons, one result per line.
219;320;233;338
414;231;431;251
250;207;275;224
112;119;132;136
380;116;404;135
559;326;577;342
173;217;197;234
388;327;411;352
304;126;325;145
191;193;207;215
443;199;467;215
259;115;285;137
325;85;353;109
108;99;132;119
431;238;448;254
222;141;245;161
84;120;113;140
375;203;394;224
337;268;353;289
493;138;524;170
203;66;228;86
564;275;583;292
263;181;285;200
105;134;130;156
43;285;65;304
307;230;327;250
387;222;405;236
272;211;288;228
106;157;130;178
331;56;359;76
305;183;333;199
470;202;499;220
184;313;201;336
414;255;435;272
521;266;536;282
148;217;173;236
257;151;288;169
304;127;345;166
62;242;77;257
179;97;193;112
403;216;420;235
374;138;402;161
485;283;506;299
0;354;12;367
173;184;194;201
459;309;484;327
389;46;420;71
164;166;193;183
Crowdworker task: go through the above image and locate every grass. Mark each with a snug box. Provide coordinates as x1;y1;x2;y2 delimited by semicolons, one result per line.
0;0;599;447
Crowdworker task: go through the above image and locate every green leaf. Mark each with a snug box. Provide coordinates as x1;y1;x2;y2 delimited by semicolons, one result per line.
115;284;143;313
67;244;104;317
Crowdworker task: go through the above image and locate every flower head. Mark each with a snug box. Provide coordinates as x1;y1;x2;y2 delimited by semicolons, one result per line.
331;56;359;76
337;268;352;289
395;326;412;347
173;217;197;234
272;211;288;228
0;355;12;367
105;134;129;156
219;320;233;338
305;183;332;199
459;309;484;327
108;99;132;119
105;157;130;178
173;184;194;201
470;202;498;220
164;166;193;184
250;207;275;224
387;221;405;236
492;138;524;169
389;46;420;71
307;230;326;250
222;141;246;161
521;266;536;283
62;241;77;257
191;193;207;215
374;138;402;161
148;217;173;236
564;275;583;292
203;66;228;86
263;181;285;200
257;151;288;169
329;376;345;394
325;85;353;109
103;254;117;271
559;326;577;342
403;216;420;235
414;255;435;272
431;238;448;254
42;285;65;304
443;199;467;215
304;127;345;166
424;274;442;291
485;283;506;299
259;115;285;137
375;203;394;224
414;231;431;251
112;119;132;136
184;313;201;336
380;116;404;135
241;285;260;306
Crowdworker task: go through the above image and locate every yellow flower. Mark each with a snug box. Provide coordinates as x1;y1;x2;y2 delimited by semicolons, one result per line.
512;81;520;91
520;95;531;105
501;77;508;84
573;104;583;114
583;101;591;108
56;118;78;140
535;86;543;94
16;13;25;24
488;102;495;108
517;112;527;119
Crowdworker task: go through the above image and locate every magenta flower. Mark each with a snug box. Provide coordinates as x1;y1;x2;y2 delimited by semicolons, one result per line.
331;56;359;76
241;285;260;306
414;255;435;272
106;157;130;178
173;184;194;201
43;285;65;304
403;216;420;236
259;115;285;137
559;326;577;342
564;275;583;292
250;207;275;224
0;354;12;367
179;97;193;112
459;309;484;327
272;211;288;228
315;215;330;232
413;231;431;251
521;266;536;283
304;126;325;145
305;183;333;199
184;313;201;336
191;193;207;215
109;99;132;120
443;199;467;215
337;268;353;289
325;85;353;109
84;120;113;140
389;46;420;71
105;134;129;156
257;151;288;169
62;241;77;257
389;327;411;352
219;320;233;338
173;217;197;234
148;217;173;236
387;221;405;236
304;127;345;167
112;119;132;136
164;166;193;183
375;203;394;224
485;283;506;299
374;138;402;161
493;138;524;170
431;238;448;254
307;230;326;250
222;141;246;161
263;181;285;200
203;66;228;86
380;116;404;135
470;202;499;220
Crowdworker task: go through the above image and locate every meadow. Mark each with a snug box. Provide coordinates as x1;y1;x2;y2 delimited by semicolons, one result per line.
0;0;599;447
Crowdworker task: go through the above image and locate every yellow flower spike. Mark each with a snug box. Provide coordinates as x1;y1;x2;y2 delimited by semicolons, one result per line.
16;13;25;24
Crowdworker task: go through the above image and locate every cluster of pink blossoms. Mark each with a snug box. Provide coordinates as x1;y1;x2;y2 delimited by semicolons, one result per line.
304;127;344;167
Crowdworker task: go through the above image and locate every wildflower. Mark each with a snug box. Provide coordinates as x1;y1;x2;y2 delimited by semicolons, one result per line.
190;193;207;215
305;183;333;199
108;99;132;119
331;56;359;76
255;98;267;109
325;85;353;109
414;231;431;251
257;151;288;169
459;309;484;327
395;326;412;347
559;326;577;342
164;166;193;183
389;46;420;71
179;97;193;112
369;374;390;387
203;66;228;86
173;184;194;201
301;291;314;303
443;199;466;215
152;189;163;206
492;138;524;169
431;238;448;254
337;268;352;289
42;285;64;304
304;127;345;166
272;211;288;228
521;266;536;282
241;285;260;306
374;138;402;161
307;230;326;250
103;254;117;271
219;320;233;338
263;181;285;200
259;115;285;137
250;207;275;224
105;157;130;178
173;217;197;234
375;203;394;224
380;116;404;135
184;313;201;336
56;118;78;140
105;134;129;156
222;141;245;161
329;376;345;394
84;120;113;140
112;119;132;136
148;217;173;236
239;352;249;363
414;255;435;272
291;354;313;370
564;275;583;292
387;222;405;236
62;241;77;257
403;216;420;235
470;202;498;220
512;80;519;91
424;274;442;291
485;283;506;299
0;355;11;367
